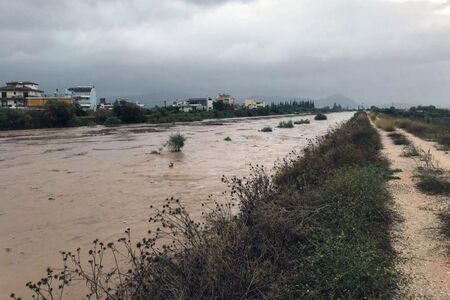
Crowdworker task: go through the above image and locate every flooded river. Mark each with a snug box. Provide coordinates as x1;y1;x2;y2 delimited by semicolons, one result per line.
0;112;353;297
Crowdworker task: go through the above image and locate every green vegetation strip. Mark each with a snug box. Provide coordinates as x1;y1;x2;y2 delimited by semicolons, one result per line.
20;113;399;299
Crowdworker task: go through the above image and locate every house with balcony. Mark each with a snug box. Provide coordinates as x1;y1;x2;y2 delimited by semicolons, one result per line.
67;85;97;111
172;97;213;112
0;81;43;107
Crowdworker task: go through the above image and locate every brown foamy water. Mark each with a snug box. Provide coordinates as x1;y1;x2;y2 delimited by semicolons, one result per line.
0;112;353;297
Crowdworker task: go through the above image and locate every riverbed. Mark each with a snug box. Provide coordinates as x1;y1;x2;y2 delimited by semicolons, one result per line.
0;112;353;297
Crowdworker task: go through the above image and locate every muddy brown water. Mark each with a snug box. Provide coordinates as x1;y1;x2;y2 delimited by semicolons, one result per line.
0;112;353;297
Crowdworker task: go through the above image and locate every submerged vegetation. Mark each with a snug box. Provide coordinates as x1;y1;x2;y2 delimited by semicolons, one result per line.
19;112;400;299
167;133;186;152
314;113;327;120
277;120;294;128
294;119;310;124
260;126;273;132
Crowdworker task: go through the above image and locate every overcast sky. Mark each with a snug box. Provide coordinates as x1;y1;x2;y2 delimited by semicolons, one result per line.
1;0;450;106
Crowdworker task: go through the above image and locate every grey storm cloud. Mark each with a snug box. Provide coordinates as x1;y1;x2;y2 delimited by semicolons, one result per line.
0;0;450;106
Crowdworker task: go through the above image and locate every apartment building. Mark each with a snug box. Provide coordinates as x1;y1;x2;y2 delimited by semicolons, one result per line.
0;81;43;107
67;86;97;111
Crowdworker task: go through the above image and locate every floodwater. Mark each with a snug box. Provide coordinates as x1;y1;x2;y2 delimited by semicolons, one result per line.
0;112;353;297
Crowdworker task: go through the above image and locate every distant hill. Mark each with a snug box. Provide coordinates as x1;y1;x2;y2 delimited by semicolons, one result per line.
315;94;359;109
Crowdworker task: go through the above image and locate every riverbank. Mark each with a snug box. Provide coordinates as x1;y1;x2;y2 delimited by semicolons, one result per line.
0;101;349;131
15;112;401;299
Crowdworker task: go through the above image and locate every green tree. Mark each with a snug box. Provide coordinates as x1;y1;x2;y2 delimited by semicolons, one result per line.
113;100;147;123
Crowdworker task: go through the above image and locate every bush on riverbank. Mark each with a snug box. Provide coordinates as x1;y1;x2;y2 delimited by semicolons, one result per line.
0;102;77;130
20;112;399;299
112;100;147;123
104;116;122;127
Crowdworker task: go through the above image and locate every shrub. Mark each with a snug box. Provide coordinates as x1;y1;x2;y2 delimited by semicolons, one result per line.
94;109;113;123
439;211;450;255
388;132;410;145
314;113;327;120
402;120;431;135
224;136;232;141
44;101;77;127
369;111;378;121
104;116;122;127
437;133;450;149
167;133;186;152
294;119;310;125
261;126;273;132
402;144;420;157
375;118;395;132
277;120;294;128
416;175;450;196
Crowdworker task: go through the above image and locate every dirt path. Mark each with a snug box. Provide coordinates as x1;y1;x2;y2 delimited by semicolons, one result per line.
398;128;450;169
375;127;450;299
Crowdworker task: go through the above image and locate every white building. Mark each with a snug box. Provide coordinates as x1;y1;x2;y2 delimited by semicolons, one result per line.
0;81;43;107
67;86;97;111
172;98;213;112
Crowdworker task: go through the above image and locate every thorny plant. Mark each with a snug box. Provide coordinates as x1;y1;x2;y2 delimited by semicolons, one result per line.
415;148;441;176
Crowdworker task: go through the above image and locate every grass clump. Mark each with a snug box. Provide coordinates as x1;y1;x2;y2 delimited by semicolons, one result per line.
437;133;450;150
261;126;273;132
388;132;410;145
314;113;327;120
402;143;420;157
414;148;450;196
416;176;450;195
224;136;232;141
167;133;186;152
277;120;294;128
103;116;122;127
294;119;310;125
21;113;399;300
375;118;396;132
